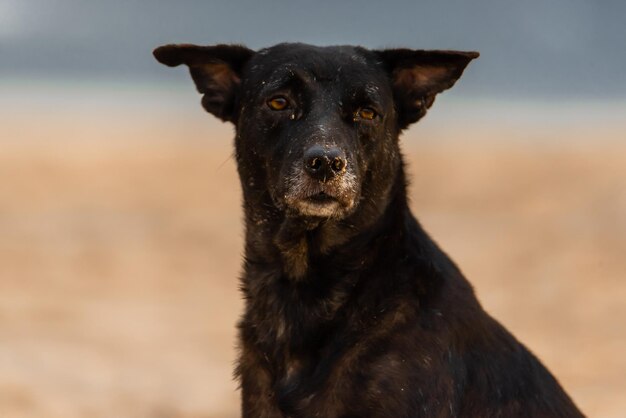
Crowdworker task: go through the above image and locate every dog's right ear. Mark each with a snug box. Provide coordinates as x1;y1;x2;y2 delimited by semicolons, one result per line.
153;44;254;122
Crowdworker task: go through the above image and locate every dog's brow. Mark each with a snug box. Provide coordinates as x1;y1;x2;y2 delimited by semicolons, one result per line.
349;83;384;105
262;68;312;92
364;84;382;100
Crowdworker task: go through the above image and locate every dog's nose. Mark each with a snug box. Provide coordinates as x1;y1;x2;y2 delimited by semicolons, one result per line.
303;145;347;182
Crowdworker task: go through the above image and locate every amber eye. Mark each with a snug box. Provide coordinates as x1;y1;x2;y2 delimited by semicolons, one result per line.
357;107;377;120
267;96;289;111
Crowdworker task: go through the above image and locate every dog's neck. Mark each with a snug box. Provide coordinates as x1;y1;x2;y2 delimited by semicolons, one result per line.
242;162;411;282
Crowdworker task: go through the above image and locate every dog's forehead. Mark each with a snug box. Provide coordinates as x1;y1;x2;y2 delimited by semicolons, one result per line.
244;43;385;85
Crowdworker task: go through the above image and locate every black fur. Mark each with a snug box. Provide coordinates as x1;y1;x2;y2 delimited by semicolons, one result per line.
154;42;584;418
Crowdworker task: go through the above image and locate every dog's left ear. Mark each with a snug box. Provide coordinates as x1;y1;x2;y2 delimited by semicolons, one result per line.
376;49;479;130
153;44;254;122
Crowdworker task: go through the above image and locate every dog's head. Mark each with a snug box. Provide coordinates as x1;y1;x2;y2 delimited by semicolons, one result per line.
154;43;477;222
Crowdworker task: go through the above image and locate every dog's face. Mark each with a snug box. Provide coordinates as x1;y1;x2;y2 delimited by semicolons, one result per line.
154;43;477;221
237;44;399;220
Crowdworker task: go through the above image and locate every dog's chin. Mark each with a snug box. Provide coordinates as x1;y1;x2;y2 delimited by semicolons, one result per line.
293;198;342;218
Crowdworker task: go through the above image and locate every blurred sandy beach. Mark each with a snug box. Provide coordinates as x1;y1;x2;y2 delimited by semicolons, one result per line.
1;87;625;417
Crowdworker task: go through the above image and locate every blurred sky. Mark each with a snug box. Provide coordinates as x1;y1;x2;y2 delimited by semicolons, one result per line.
1;0;626;100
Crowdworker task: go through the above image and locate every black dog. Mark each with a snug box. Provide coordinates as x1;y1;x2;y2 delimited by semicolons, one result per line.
154;43;584;417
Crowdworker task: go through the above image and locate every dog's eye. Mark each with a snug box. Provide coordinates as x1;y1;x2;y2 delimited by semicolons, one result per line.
267;96;289;111
356;107;377;120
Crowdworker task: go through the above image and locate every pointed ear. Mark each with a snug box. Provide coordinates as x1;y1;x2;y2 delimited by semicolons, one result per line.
376;49;479;129
153;44;254;122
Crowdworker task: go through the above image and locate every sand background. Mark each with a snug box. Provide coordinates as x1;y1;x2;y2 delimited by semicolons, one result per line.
1;89;625;417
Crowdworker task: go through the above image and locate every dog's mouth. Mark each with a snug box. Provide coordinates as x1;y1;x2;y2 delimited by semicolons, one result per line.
306;191;336;204
283;183;357;219
280;163;359;219
291;190;343;218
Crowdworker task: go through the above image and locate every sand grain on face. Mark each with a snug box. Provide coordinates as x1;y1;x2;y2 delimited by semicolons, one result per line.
0;107;625;417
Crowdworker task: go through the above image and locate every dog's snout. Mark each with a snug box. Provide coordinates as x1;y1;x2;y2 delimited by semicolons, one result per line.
303;145;347;182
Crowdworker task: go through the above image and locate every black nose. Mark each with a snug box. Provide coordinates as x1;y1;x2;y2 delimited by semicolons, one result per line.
303;145;347;182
